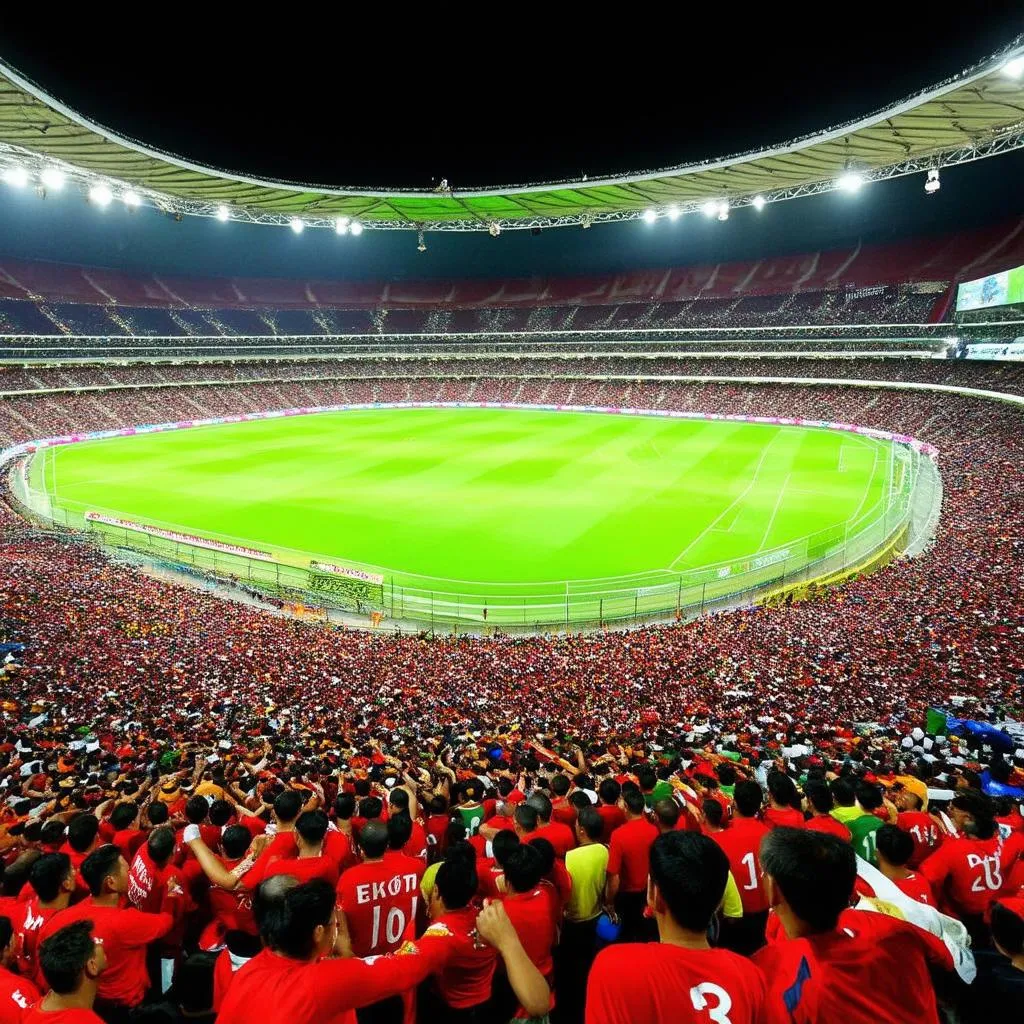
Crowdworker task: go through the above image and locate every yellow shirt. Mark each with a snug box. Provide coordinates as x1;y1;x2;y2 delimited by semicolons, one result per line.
565;842;609;923
420;861;441;901
722;871;742;919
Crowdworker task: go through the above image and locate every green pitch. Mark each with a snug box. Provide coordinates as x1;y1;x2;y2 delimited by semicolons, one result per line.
31;407;894;624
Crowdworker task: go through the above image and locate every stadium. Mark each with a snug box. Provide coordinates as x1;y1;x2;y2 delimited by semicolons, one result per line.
0;20;1023;1024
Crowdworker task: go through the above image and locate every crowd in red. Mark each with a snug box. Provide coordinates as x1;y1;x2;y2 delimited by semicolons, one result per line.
0;375;1022;1023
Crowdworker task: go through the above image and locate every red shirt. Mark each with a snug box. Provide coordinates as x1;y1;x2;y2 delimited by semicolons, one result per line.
551;798;577;829
403;821;429;862
39;900;173;1008
481;815;515;835
336;859;423;957
805;816;851;842
920;832;1024;918
596;804;626;843
22;1009;104;1024
607;817;658;894
14;897;66;987
0;966;40;1024
425;814;449;855
111;828;146;862
897;811;943;868
264;855;339;887
892;872;935;906
533;821;576;859
753;908;953;1024
712;817;770;914
501;887;557;976
763;807;805;830
216;941;450;1024
423;906;497;1009
586;942;766;1024
476;857;504;900
209;858;257;936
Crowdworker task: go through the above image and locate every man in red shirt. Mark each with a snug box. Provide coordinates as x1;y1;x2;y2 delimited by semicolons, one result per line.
605;789;658;942
205;825;259;945
39;844;174;1015
16;853;75;988
108;803;147;864
586;831;766;1024
499;843;557;982
754;827;956;1024
23;919;107;1024
336;821;422;959
0;914;41;1023
382;816;428;892
527;794;576;859
875;825;935;906
763;773;805;830
387;790;428;862
712;780;771;955
479;829;519;900
595;779;626;843
263;810;340;887
802;781;852;841
893;779;943;867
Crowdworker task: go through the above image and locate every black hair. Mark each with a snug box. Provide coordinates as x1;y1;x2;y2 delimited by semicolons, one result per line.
110;802;139;831
334;792;356;819
734;780;763;818
295;810;328;846
992;902;1024;957
38;920;97;994
147;802;169;826
638;767;658;791
649;831;729;932
387;812;413;851
80;845;122;898
436;845;478;910
702;798;724;828
529;837;556;878
0;916;11;952
652;798;680;829
527;792;552;822
40;820;67;847
359;796;383;821
569;791;591;811
716;763;737;787
222;824;252;860
147;826;176;868
29;853;72;902
185;796;209;825
389;788;410;811
492;829;520;867
359;820;389;859
66;814;99;854
830;778;855;808
768;772;802;811
503;843;543;894
803;780;834;815
263;879;335;960
951;790;997;841
550;775;570;797
576;806;603;841
760;827;856;933
428;795;448;815
854;781;884;813
623;790;647;816
170;951;217;1014
875;825;913;867
209;800;235;827
274;790;302;824
514;804;538;834
598;778;621;805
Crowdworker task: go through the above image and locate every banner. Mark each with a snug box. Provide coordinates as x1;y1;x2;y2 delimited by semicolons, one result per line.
84;512;274;562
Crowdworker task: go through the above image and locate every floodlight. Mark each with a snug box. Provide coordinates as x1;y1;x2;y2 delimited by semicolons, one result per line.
667;205;681;221
335;216;350;235
701;200;719;218
924;168;940;194
751;194;766;211
40;167;65;191
349;221;363;236
2;166;28;188
837;171;864;193
1003;55;1024;78
289;217;304;234
88;183;113;206
717;201;729;221
216;204;230;221
642;209;657;224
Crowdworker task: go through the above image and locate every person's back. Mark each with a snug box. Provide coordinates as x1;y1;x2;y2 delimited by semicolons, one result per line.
499;844;556;978
753;827;953;1024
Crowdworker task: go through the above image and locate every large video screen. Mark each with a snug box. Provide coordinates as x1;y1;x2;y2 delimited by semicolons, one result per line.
956;265;1024;311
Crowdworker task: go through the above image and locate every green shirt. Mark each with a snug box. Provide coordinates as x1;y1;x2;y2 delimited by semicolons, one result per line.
565;842;609;922
644;781;674;808
457;804;485;836
847;813;885;864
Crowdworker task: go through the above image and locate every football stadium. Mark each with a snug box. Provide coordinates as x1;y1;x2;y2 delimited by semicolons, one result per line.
1;21;1023;1024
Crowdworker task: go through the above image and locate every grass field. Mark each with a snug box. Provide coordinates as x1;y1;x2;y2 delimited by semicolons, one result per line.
29;406;897;626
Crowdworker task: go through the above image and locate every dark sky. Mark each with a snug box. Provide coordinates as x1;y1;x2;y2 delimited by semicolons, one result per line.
2;9;1023;189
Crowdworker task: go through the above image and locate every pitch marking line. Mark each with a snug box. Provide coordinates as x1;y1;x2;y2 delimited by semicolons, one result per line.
846;446;882;527
754;473;791;554
668;429;785;571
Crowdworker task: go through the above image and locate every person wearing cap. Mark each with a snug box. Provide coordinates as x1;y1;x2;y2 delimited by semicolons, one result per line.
892;776;943;867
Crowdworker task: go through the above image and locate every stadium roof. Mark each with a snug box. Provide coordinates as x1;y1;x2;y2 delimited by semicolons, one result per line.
0;40;1023;233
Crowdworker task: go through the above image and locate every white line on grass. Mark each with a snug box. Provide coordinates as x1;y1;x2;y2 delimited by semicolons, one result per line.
754;473;791;553
845;446;880;527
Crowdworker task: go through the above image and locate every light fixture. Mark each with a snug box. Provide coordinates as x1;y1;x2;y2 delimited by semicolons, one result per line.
335;216;350;235
924;168;940;194
642;209;657;224
88;183;113;207
717;201;729;221
701;200;719;218
1003;55;1024;78
123;191;142;207
289;217;304;234
488;221;501;237
349;221;363;236
40;167;65;191
2;166;29;188
751;194;766;211
667;205;681;221
837;171;864;193
216;204;230;221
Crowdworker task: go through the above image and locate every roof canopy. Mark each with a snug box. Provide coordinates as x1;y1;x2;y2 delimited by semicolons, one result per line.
0;40;1022;232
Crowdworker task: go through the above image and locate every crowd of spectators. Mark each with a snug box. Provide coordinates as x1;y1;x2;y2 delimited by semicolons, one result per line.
0;375;1022;1022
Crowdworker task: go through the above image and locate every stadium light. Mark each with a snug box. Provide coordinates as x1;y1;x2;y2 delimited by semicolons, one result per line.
751;194;766;211
40;167;65;191
924;168;940;194
2;166;29;188
1003;55;1024;78
289;217;304;234
216;204;230;221
667;205;681;221
717;201;729;221
349;221;363;236
701;200;719;218
335;216;350;235
642;209;657;224
837;171;865;193
123;191;142;207
88;183;113;207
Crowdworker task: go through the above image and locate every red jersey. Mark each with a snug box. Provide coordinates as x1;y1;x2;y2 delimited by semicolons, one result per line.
264;855;339;887
476;856;504;900
607;817;658;894
805;816;851;842
596;804;626;843
897;811;943;868
423;906;497;1009
551;798;577;829
336;859;423;957
215;941;450;1024
425;814;449;855
39;900;173;1008
920;832;1024;918
482;814;515;835
712;817;770;914
533;821;576;859
14;897;66;987
501;886;557;976
0;966;40;1024
753;908;953;1024
892;872;935;906
586;942;766;1024
403;820;429;862
111;828;146;862
763;807;805;830
208;858;257;936
22;1009;104;1024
